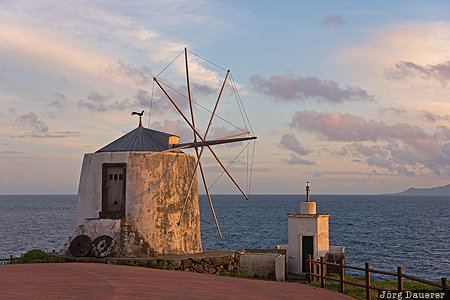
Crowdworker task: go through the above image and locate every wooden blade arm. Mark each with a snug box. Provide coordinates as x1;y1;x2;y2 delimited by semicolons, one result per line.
174;136;256;149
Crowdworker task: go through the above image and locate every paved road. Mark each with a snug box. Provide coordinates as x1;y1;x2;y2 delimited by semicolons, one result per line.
0;263;355;299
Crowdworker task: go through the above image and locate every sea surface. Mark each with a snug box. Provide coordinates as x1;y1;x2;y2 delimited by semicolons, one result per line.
0;194;448;280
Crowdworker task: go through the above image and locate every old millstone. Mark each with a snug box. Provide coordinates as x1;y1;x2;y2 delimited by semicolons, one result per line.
69;235;92;257
91;235;115;258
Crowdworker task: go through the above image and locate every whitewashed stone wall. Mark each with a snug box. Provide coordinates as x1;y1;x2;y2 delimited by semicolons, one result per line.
72;151;201;257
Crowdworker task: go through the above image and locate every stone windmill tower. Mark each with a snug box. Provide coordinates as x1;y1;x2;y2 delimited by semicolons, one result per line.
70;115;201;257
66;48;256;258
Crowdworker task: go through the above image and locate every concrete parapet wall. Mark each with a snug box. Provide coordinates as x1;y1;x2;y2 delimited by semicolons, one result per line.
237;249;286;282
325;246;345;274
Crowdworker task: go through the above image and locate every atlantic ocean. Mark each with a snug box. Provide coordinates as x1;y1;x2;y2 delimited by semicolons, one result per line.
0;194;448;281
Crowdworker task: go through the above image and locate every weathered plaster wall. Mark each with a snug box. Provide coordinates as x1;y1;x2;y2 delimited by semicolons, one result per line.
287;217;300;274
317;217;329;255
73;151;201;257
126;152;201;255
76;152;129;225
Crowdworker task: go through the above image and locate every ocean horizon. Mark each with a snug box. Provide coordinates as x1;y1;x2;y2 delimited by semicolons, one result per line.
1;194;448;281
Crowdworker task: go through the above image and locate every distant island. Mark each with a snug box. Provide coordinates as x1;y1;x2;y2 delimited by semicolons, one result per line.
393;184;450;196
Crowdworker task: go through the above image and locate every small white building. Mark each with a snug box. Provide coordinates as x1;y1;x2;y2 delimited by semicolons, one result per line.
67;121;202;257
287;182;330;275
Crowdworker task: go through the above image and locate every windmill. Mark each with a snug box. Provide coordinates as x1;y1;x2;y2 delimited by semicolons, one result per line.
152;48;256;238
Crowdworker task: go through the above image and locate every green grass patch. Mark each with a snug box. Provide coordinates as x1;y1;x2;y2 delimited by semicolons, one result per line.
150;262;174;270
15;249;65;264
127;261;139;267
303;276;442;300
219;269;248;278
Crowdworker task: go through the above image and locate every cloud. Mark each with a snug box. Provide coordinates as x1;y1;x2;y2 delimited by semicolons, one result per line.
205;126;248;148
279;134;315;166
322;14;345;27
77;89;158;113
283;155;316;166
290;110;440;154
0;2;226;91
13;112;79;138
191;82;216;96
16;131;80;138
15;112;48;134
279;134;311;155
310;114;450;176
0;23;115;82
49;92;65;109
346;143;421;177
420;111;450;123
436;126;450;140
208;126;240;139
0;151;26;155
378;107;405;115
250;74;373;103
385;60;450;82
115;60;153;86
134;89;152;108
78;92;111;112
151;120;192;143
291;110;381;142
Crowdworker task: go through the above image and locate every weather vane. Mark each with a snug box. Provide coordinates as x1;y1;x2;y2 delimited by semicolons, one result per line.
131;110;144;127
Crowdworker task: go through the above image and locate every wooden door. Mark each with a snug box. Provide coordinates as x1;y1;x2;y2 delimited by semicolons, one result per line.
102;164;126;213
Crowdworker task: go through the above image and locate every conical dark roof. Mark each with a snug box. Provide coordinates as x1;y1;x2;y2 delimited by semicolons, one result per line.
96;125;180;153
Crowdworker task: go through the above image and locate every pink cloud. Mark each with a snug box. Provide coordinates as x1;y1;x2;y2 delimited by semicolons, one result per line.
291;110;441;154
250;74;373;103
293;110;450;175
290;110;381;142
151;119;192;143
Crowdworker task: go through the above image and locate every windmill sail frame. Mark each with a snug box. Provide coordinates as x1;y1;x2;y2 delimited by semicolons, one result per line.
153;48;256;238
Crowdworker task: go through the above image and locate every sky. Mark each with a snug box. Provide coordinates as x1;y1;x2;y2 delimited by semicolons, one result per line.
1;0;450;195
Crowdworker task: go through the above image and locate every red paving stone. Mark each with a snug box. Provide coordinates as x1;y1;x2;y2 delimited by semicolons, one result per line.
0;263;355;299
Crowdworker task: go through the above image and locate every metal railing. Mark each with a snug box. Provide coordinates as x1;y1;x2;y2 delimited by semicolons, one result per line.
306;255;448;300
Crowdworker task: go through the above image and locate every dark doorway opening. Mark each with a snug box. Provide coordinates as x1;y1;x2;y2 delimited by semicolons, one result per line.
302;236;314;273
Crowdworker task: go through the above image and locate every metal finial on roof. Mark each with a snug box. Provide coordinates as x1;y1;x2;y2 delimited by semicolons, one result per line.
131;110;144;127
306;181;310;202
